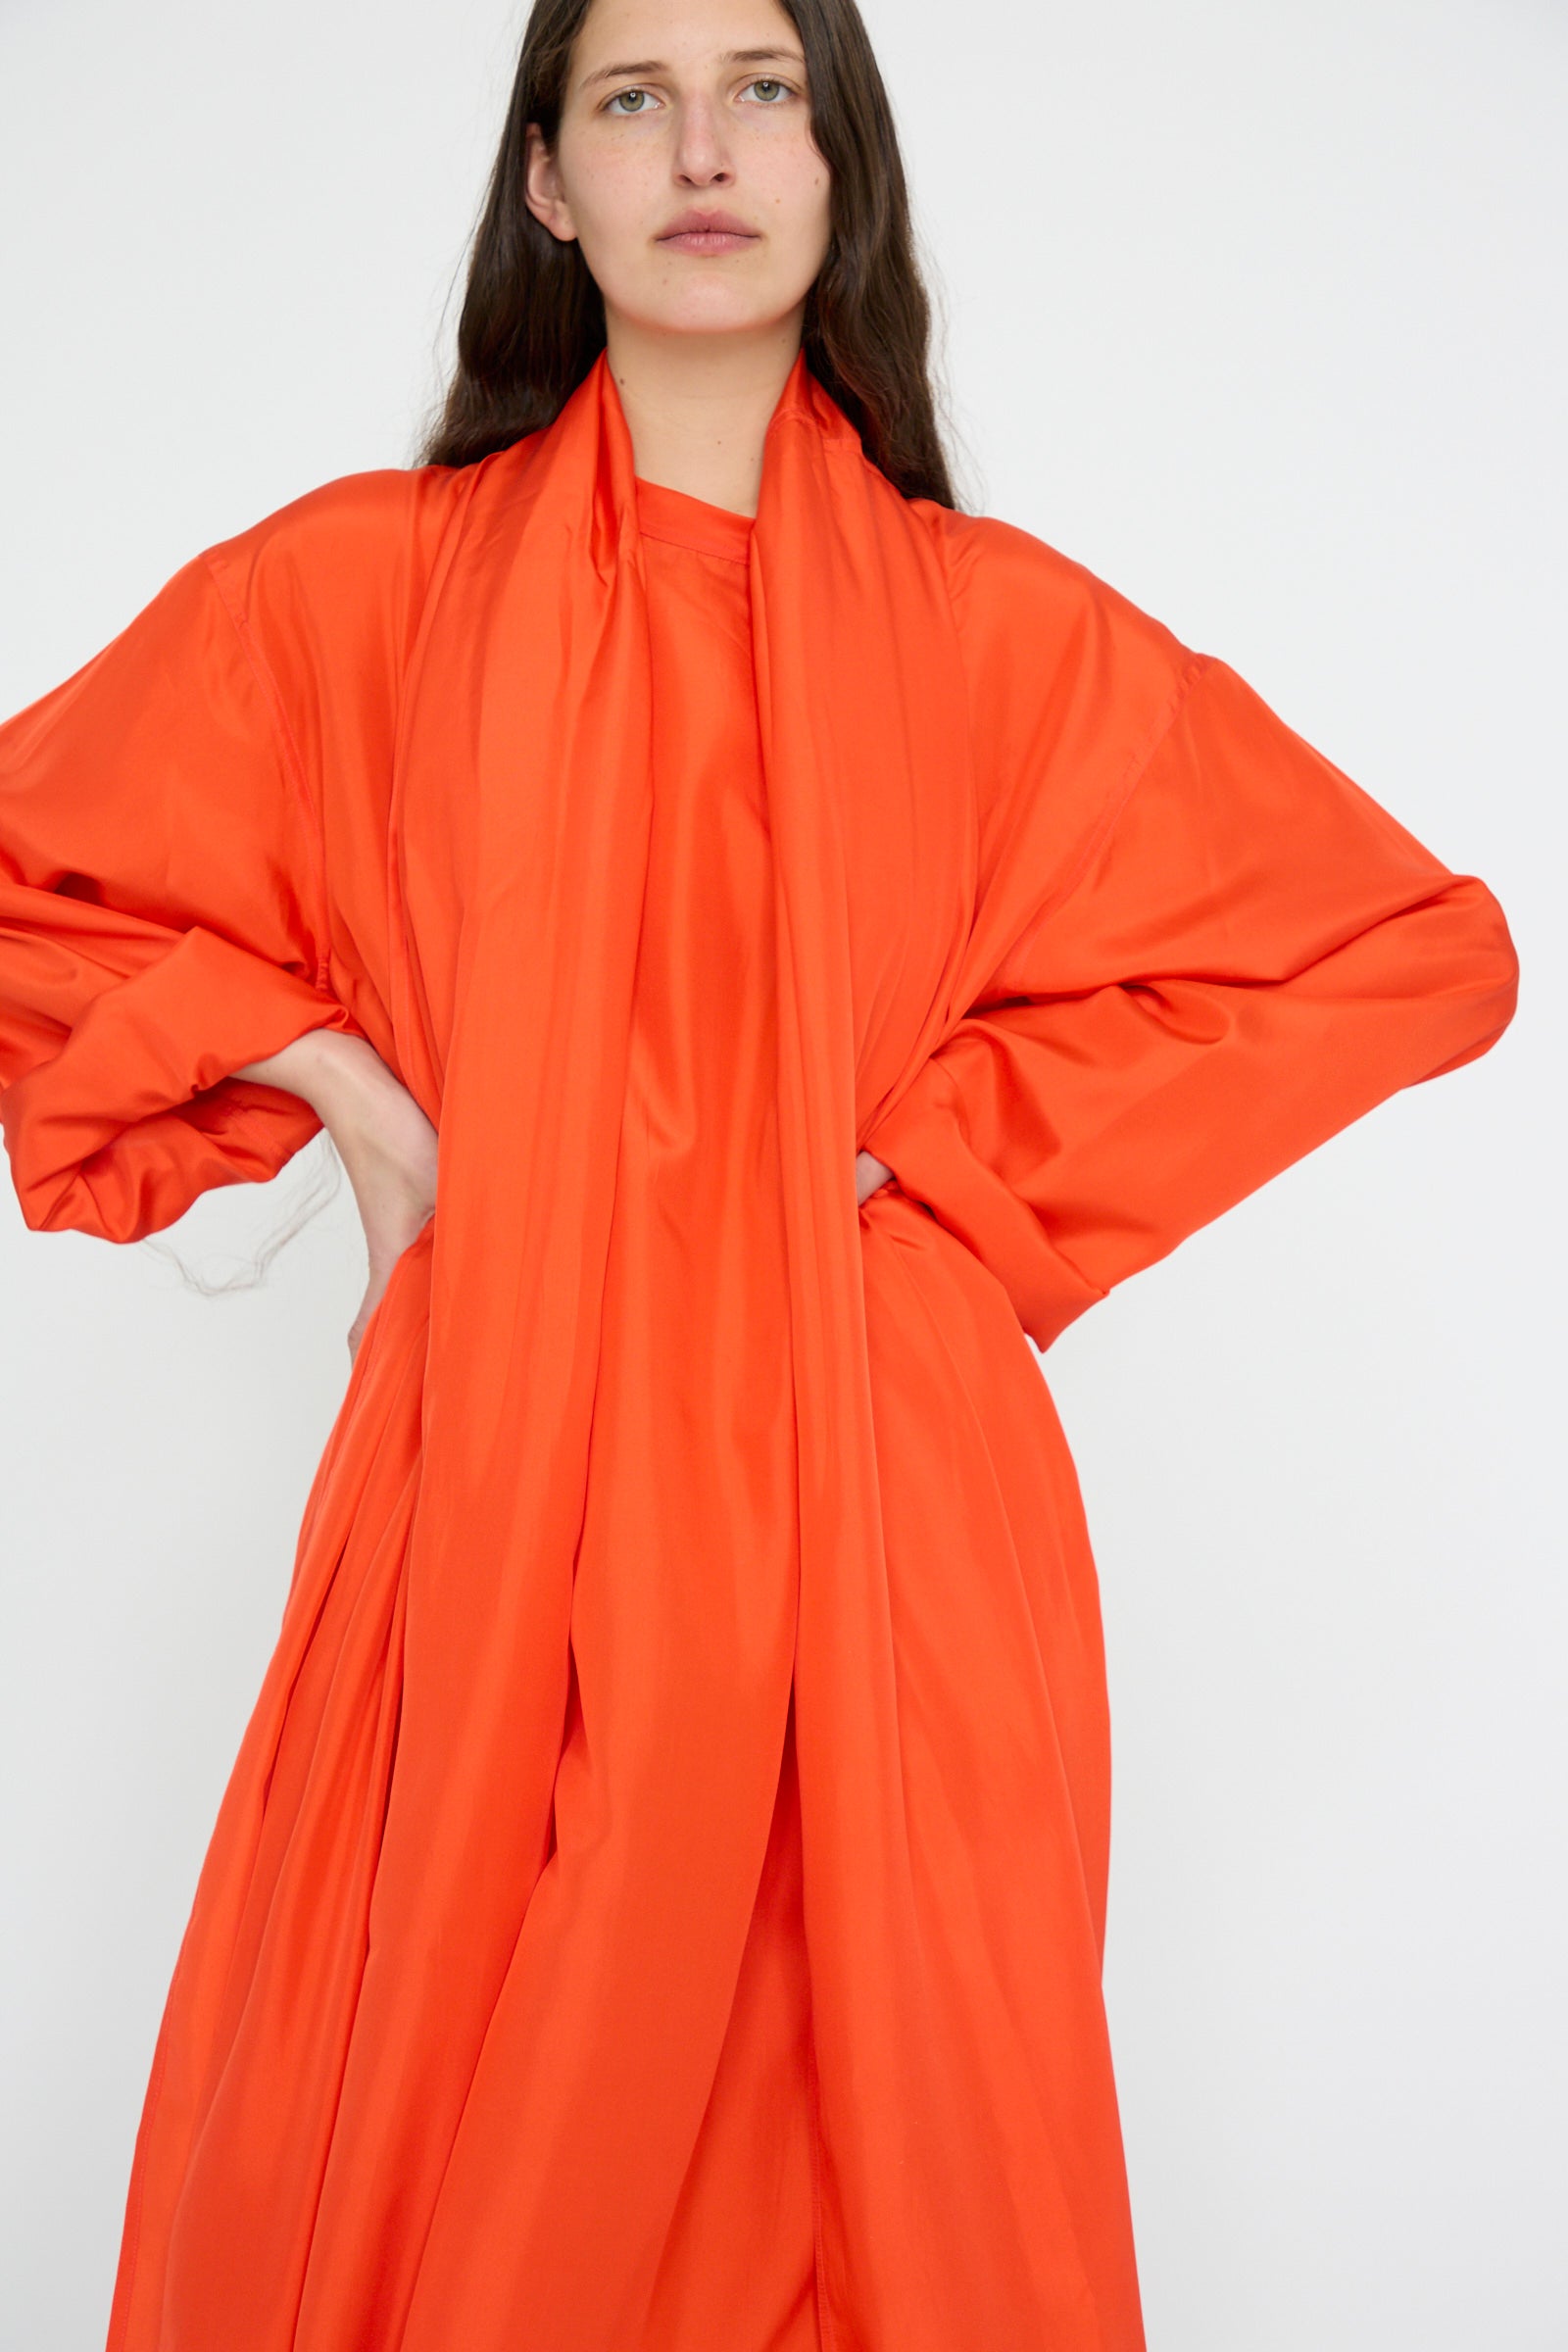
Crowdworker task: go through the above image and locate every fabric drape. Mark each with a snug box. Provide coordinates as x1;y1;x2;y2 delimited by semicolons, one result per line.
0;348;1518;2352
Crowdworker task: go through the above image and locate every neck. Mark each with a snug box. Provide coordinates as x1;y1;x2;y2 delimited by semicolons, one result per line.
601;319;806;518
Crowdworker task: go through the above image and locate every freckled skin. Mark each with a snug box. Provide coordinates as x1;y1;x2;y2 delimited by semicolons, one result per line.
524;0;833;352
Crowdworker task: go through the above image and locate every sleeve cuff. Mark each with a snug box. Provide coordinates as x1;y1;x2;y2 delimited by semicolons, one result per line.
1;926;368;1242
862;1060;1105;1353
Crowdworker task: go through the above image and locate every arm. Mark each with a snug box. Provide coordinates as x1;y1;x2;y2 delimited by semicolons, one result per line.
1;461;459;1304
862;657;1519;1350
0;551;370;1242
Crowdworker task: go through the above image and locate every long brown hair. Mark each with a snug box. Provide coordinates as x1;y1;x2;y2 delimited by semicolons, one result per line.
416;0;957;507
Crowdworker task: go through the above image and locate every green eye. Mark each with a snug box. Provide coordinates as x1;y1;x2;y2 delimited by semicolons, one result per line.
607;86;654;115
748;78;788;103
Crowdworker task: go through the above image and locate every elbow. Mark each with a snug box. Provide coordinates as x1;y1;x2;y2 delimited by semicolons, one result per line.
1420;873;1520;1078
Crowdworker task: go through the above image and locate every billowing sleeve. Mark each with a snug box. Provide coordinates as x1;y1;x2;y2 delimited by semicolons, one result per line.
0;547;369;1243
861;526;1520;1353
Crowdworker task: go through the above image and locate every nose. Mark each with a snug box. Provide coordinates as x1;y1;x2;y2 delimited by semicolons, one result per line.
671;92;735;185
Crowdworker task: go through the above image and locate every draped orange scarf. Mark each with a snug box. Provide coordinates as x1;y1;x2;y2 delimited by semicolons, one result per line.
341;352;1008;2333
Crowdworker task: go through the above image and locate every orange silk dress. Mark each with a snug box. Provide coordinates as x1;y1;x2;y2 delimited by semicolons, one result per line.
0;348;1521;2352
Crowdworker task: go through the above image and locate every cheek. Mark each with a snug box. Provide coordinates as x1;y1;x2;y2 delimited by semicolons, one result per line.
759;146;833;262
569;158;661;273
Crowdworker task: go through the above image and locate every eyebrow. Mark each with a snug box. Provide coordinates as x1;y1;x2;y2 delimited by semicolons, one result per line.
578;47;807;92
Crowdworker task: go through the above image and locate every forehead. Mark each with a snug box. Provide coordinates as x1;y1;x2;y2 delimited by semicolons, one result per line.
569;0;806;84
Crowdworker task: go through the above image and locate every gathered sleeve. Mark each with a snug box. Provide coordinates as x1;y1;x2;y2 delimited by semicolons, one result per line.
862;528;1520;1353
0;462;460;1243
0;543;371;1243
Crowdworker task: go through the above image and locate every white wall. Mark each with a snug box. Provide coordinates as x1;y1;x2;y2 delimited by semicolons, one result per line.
1;1;1561;2343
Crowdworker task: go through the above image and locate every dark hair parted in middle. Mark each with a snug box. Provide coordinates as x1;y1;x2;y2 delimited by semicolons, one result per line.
416;0;957;507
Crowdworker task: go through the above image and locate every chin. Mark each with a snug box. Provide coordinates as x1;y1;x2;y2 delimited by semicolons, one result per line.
616;298;791;343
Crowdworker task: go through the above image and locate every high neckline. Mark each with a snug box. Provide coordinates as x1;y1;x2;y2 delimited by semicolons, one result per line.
634;475;754;564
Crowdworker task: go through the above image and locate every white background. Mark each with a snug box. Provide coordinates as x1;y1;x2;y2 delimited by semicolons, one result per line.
1;1;1561;2343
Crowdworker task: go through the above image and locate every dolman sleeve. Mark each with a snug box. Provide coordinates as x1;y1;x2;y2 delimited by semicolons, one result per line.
861;516;1521;1352
0;544;369;1243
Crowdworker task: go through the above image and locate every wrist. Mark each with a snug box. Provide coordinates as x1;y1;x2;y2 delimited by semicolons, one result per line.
298;1031;396;1130
238;1026;385;1127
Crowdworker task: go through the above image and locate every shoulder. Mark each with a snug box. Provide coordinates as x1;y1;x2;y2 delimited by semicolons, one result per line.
905;498;1208;778
899;500;1214;906
909;500;1195;694
173;462;490;813
199;462;472;671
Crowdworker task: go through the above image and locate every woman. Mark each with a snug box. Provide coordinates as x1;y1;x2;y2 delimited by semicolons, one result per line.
0;0;1519;2346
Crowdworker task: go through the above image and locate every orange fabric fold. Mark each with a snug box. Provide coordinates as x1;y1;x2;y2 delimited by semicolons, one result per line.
0;350;1518;2352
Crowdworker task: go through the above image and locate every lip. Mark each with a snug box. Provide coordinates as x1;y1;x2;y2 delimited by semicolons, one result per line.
657;209;760;253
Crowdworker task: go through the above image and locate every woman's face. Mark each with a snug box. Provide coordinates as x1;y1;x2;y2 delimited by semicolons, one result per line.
525;0;832;346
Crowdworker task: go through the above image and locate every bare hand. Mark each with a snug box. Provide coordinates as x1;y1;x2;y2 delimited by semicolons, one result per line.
235;1030;438;1361
856;1149;894;1206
